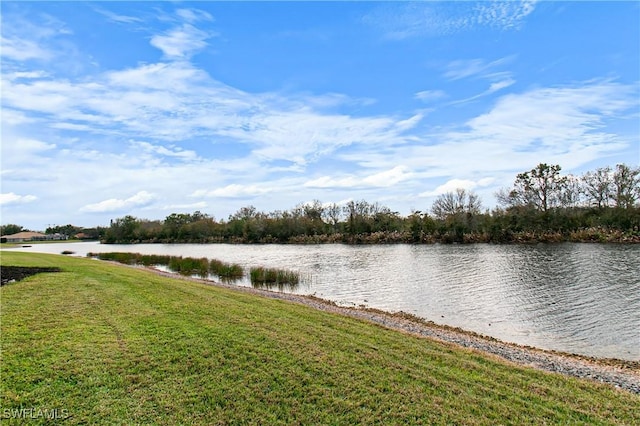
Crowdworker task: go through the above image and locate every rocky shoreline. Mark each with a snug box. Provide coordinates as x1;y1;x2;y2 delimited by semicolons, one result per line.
143;266;640;395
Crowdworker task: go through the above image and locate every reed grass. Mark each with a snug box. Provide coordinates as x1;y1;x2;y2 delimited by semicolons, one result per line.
209;259;244;281
89;252;268;285
249;266;300;290
166;256;209;278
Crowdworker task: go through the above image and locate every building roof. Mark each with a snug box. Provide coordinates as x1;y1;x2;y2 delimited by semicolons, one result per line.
1;231;46;239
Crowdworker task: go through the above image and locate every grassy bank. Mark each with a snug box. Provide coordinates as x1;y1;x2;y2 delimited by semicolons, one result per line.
1;252;638;424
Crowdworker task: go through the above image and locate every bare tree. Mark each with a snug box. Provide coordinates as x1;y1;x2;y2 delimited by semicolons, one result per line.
559;174;584;208
431;188;482;220
322;203;342;230
582;166;612;208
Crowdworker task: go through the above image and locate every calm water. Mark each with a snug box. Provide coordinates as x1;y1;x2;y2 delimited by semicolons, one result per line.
8;242;640;360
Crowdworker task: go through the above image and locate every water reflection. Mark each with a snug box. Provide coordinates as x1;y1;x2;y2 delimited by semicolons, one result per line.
8;241;639;360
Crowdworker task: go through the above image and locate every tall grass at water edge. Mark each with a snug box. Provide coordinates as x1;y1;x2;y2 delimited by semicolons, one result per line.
249;266;301;290
88;252;301;289
209;259;244;280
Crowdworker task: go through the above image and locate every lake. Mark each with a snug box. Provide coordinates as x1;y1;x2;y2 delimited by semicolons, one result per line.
7;241;639;361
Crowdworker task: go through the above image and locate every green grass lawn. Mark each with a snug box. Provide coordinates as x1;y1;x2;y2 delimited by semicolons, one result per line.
1;251;638;425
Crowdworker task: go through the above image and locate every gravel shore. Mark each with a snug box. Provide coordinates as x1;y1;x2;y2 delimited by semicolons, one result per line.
144;266;640;395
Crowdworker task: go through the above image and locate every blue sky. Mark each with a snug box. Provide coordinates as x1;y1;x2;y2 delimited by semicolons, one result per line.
1;1;639;230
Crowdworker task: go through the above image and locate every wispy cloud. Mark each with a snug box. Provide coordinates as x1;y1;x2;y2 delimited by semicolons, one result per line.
93;7;143;24
364;1;537;40
442;56;517;104
2;57;417;167
0;11;72;62
0;36;53;61
443;56;516;81
415;90;447;103
338;79;638;179
449;78;516;105
150;24;215;59
460;80;637;151
175;8;214;23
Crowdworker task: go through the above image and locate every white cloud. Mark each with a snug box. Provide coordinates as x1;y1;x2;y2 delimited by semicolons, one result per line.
462;80;637;148
0;12;75;63
395;114;424;132
363;166;413;187
340;79;638;185
474;0;537;30
304;166;413;189
0;192;38;205
1;109;35;126
191;184;272;199
303;176;359;189
488;79;516;93
176;8;214;23
3;57;418;167
2;8;425;171
130;141;198;162
5;71;50;80
419;178;495;197
0;36;52;61
1;138;56;162
218;110;412;165
150;24;213;59
415;90;447;103
80;191;156;213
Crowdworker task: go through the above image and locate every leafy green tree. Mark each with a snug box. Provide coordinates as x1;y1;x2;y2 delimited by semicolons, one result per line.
612;164;640;209
45;224;81;237
104;215;140;243
343;200;370;235
407;211;436;242
0;224;24;235
501;163;567;212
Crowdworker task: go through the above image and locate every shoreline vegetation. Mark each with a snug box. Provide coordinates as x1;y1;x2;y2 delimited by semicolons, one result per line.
86;252;302;289
1;253;638;425
99;207;640;245
2;163;639;246
103;227;640;245
98;163;640;245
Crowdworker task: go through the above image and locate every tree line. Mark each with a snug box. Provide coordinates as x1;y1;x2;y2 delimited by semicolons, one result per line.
2;163;638;244
100;163;639;244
